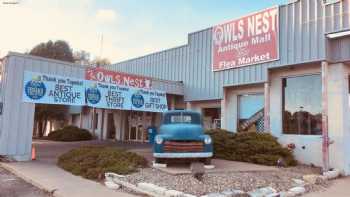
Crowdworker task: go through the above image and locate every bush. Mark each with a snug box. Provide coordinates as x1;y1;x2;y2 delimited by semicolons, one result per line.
47;125;92;141
57;146;148;180
206;129;297;166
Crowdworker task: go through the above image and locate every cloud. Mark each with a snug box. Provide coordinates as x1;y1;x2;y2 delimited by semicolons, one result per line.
0;0;188;63
95;9;118;24
0;0;120;61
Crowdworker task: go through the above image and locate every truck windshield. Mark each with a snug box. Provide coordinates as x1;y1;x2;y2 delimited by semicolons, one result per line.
163;112;200;124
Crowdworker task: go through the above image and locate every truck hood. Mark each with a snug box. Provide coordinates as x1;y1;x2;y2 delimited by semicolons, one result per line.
159;124;204;140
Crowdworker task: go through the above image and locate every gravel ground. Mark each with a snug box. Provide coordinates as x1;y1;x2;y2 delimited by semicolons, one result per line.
0;167;51;197
120;165;329;196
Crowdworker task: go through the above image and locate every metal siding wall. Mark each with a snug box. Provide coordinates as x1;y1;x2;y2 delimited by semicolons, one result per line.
326;1;350;63
108;0;350;101
0;54;85;158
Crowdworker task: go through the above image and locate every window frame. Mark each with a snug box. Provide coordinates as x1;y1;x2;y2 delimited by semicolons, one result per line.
281;73;322;135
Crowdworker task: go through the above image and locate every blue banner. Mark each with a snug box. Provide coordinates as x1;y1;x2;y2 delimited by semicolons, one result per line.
22;71;85;106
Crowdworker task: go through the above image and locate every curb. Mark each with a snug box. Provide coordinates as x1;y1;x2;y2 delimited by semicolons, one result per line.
0;162;62;197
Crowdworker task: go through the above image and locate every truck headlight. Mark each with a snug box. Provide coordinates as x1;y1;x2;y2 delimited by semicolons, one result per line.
204;137;212;144
155;136;163;144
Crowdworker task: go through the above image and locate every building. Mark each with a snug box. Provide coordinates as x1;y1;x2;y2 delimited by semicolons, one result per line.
1;0;350;175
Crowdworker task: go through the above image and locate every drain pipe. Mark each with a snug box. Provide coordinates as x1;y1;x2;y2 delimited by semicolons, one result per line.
321;61;330;172
100;109;105;140
264;82;270;132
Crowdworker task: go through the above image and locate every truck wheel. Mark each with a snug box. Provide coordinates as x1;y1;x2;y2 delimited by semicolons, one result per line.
204;158;211;165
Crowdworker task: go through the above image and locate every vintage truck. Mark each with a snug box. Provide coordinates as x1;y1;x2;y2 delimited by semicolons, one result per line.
153;110;213;164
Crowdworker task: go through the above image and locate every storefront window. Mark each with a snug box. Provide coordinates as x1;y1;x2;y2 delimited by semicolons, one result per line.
238;94;264;132
282;74;322;135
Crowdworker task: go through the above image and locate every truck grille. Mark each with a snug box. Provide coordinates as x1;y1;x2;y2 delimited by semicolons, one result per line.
163;141;204;153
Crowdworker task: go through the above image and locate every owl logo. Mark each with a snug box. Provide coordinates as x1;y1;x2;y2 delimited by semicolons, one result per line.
131;91;144;108
86;83;101;104
25;75;46;100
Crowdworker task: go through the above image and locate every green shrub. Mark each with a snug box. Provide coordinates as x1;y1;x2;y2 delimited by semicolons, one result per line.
206;129;297;166
57;146;148;180
48;125;92;141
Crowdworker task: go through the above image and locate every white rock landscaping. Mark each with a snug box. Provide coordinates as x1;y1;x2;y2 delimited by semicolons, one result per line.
221;189;246;196
164;189;184;197
291;179;305;186
137;182;168;196
323;169;340;180
104;165;338;197
247;187;277;197
153;161;167;168
288;186;306;196
104;181;120;190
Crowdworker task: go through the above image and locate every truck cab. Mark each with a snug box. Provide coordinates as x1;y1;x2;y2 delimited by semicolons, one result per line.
153;110;213;164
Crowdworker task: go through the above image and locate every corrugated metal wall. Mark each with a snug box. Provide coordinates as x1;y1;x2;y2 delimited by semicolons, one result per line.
108;0;350;101
0;53;85;159
0;53;183;158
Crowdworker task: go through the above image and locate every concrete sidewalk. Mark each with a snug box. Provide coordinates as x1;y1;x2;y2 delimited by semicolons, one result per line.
0;161;136;197
155;159;277;175
304;177;350;197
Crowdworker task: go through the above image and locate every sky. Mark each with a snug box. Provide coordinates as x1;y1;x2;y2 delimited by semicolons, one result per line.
0;0;286;63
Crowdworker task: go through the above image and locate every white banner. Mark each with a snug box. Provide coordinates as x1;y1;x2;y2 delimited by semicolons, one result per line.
85;81;132;110
22;71;85;106
130;89;168;112
22;71;168;112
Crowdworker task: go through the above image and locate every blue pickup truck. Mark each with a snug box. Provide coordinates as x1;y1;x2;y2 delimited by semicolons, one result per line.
153;110;213;164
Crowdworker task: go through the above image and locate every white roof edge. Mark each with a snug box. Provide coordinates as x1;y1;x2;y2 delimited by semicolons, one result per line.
326;29;350;39
6;52;90;69
6;52;183;86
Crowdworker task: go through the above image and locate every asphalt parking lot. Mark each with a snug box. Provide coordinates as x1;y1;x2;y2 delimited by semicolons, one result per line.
33;139;153;164
0;166;50;197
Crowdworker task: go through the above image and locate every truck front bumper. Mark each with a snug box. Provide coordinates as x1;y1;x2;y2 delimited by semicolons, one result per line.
153;152;213;158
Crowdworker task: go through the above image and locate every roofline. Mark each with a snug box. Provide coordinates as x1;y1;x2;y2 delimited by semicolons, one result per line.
110;44;188;66
6;52;90;69
111;3;289;66
6;52;183;86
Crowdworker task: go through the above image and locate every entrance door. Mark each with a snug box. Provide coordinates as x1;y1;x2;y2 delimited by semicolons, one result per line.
238;94;264;132
127;111;153;142
202;108;221;129
107;113;116;139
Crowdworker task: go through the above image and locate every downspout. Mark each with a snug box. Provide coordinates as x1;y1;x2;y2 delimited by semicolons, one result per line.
264;82;270;132
100;109;105;140
79;107;83;129
321;61;330;172
91;107;96;137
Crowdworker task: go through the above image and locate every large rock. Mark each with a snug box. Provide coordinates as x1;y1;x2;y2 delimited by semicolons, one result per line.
205;193;226;197
222;189;247;197
288;186;306;195
265;193;280;197
279;191;296;197
137;182;167;195
164;189;184;197
302;174;322;184
181;194;197;197
292;179;305;186
104;181;120;190
323;169;340;180
248;187;277;197
105;172;125;182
